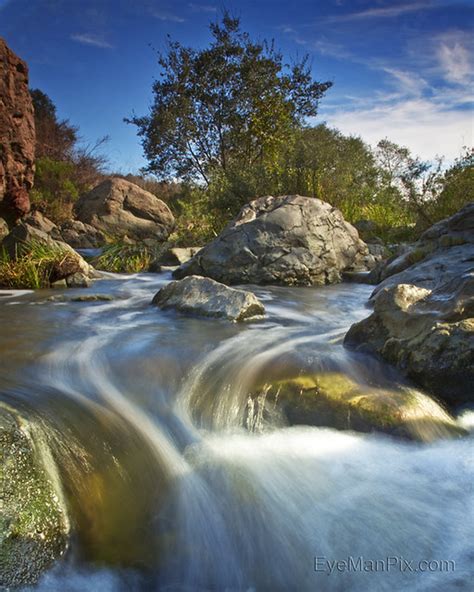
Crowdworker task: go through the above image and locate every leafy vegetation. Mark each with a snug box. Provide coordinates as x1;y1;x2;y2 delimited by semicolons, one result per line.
0;241;75;289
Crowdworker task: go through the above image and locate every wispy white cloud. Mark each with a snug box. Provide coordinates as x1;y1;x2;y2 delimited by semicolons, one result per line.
324;1;434;23
436;31;473;85
326;97;472;162
70;33;113;49
152;9;186;23
188;3;217;12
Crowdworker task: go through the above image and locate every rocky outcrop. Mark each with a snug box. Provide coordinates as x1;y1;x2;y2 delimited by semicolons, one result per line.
246;372;464;442
152;275;265;322
0;39;35;222
75;178;175;242
0;404;69;586
173;195;374;286
344;276;474;405
370;202;474;295
344;205;474;405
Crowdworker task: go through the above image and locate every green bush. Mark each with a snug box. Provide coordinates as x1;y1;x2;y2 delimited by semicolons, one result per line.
30;158;80;223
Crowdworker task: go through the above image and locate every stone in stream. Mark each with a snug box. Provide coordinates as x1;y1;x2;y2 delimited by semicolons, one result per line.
75;177;175;242
344;205;474;406
0;404;69;586
246;372;465;442
173;195;375;286
152;275;265;322
344;277;474;406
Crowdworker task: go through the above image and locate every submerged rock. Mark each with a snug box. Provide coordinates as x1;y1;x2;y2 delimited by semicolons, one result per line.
344;276;474;405
75;178;175;242
247;372;464;442
0;404;69;586
152;275;265;322
174;195;374;286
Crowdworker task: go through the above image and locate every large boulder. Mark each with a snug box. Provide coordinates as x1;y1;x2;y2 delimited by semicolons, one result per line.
75;178;175;242
0;39;35;222
173;195;373;286
152;275;265;322
344;276;474;406
370;202;474;294
0;404;69;586
246;372;464;442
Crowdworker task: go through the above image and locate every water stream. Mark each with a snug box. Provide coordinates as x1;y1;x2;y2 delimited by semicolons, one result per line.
0;272;472;591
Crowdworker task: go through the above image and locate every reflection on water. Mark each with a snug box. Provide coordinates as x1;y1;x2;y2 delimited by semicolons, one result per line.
0;272;472;591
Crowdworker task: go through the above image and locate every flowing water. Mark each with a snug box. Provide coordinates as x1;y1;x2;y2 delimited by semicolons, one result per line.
0;272;472;591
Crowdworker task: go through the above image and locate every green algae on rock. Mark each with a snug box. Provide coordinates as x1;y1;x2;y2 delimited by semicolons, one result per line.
0;404;69;587
246;372;465;442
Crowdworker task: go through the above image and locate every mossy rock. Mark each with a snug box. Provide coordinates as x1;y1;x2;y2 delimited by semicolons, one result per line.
0;404;69;587
248;372;465;442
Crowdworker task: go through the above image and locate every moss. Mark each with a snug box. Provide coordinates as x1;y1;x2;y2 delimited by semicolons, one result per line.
0;404;69;587
249;372;465;441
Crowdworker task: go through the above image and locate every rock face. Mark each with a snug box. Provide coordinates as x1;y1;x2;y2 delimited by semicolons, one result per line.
0;404;69;586
0;39;35;222
152;275;265;322
75;178;175;242
173;195;373;286
247;372;464;442
345;276;474;405
370;202;474;295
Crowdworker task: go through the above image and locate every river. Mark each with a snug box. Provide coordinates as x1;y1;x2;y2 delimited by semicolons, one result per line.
0;271;472;591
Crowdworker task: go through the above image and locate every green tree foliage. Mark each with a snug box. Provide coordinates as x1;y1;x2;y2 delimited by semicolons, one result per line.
30;89;108;223
127;12;331;184
433;147;473;220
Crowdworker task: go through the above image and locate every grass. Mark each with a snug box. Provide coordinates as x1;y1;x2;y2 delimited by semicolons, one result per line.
0;240;76;289
93;240;169;273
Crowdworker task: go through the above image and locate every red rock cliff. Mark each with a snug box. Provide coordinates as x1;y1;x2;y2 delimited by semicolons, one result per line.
0;38;35;221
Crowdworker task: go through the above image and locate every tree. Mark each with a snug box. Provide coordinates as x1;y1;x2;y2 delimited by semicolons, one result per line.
127;12;332;184
30;89;78;161
374;139;443;227
30;89;108;222
277;125;377;217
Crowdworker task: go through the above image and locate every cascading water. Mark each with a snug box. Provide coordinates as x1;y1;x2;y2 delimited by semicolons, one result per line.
0;272;472;591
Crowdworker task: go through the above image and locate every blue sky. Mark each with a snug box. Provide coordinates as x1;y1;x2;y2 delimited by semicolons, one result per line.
0;0;472;172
